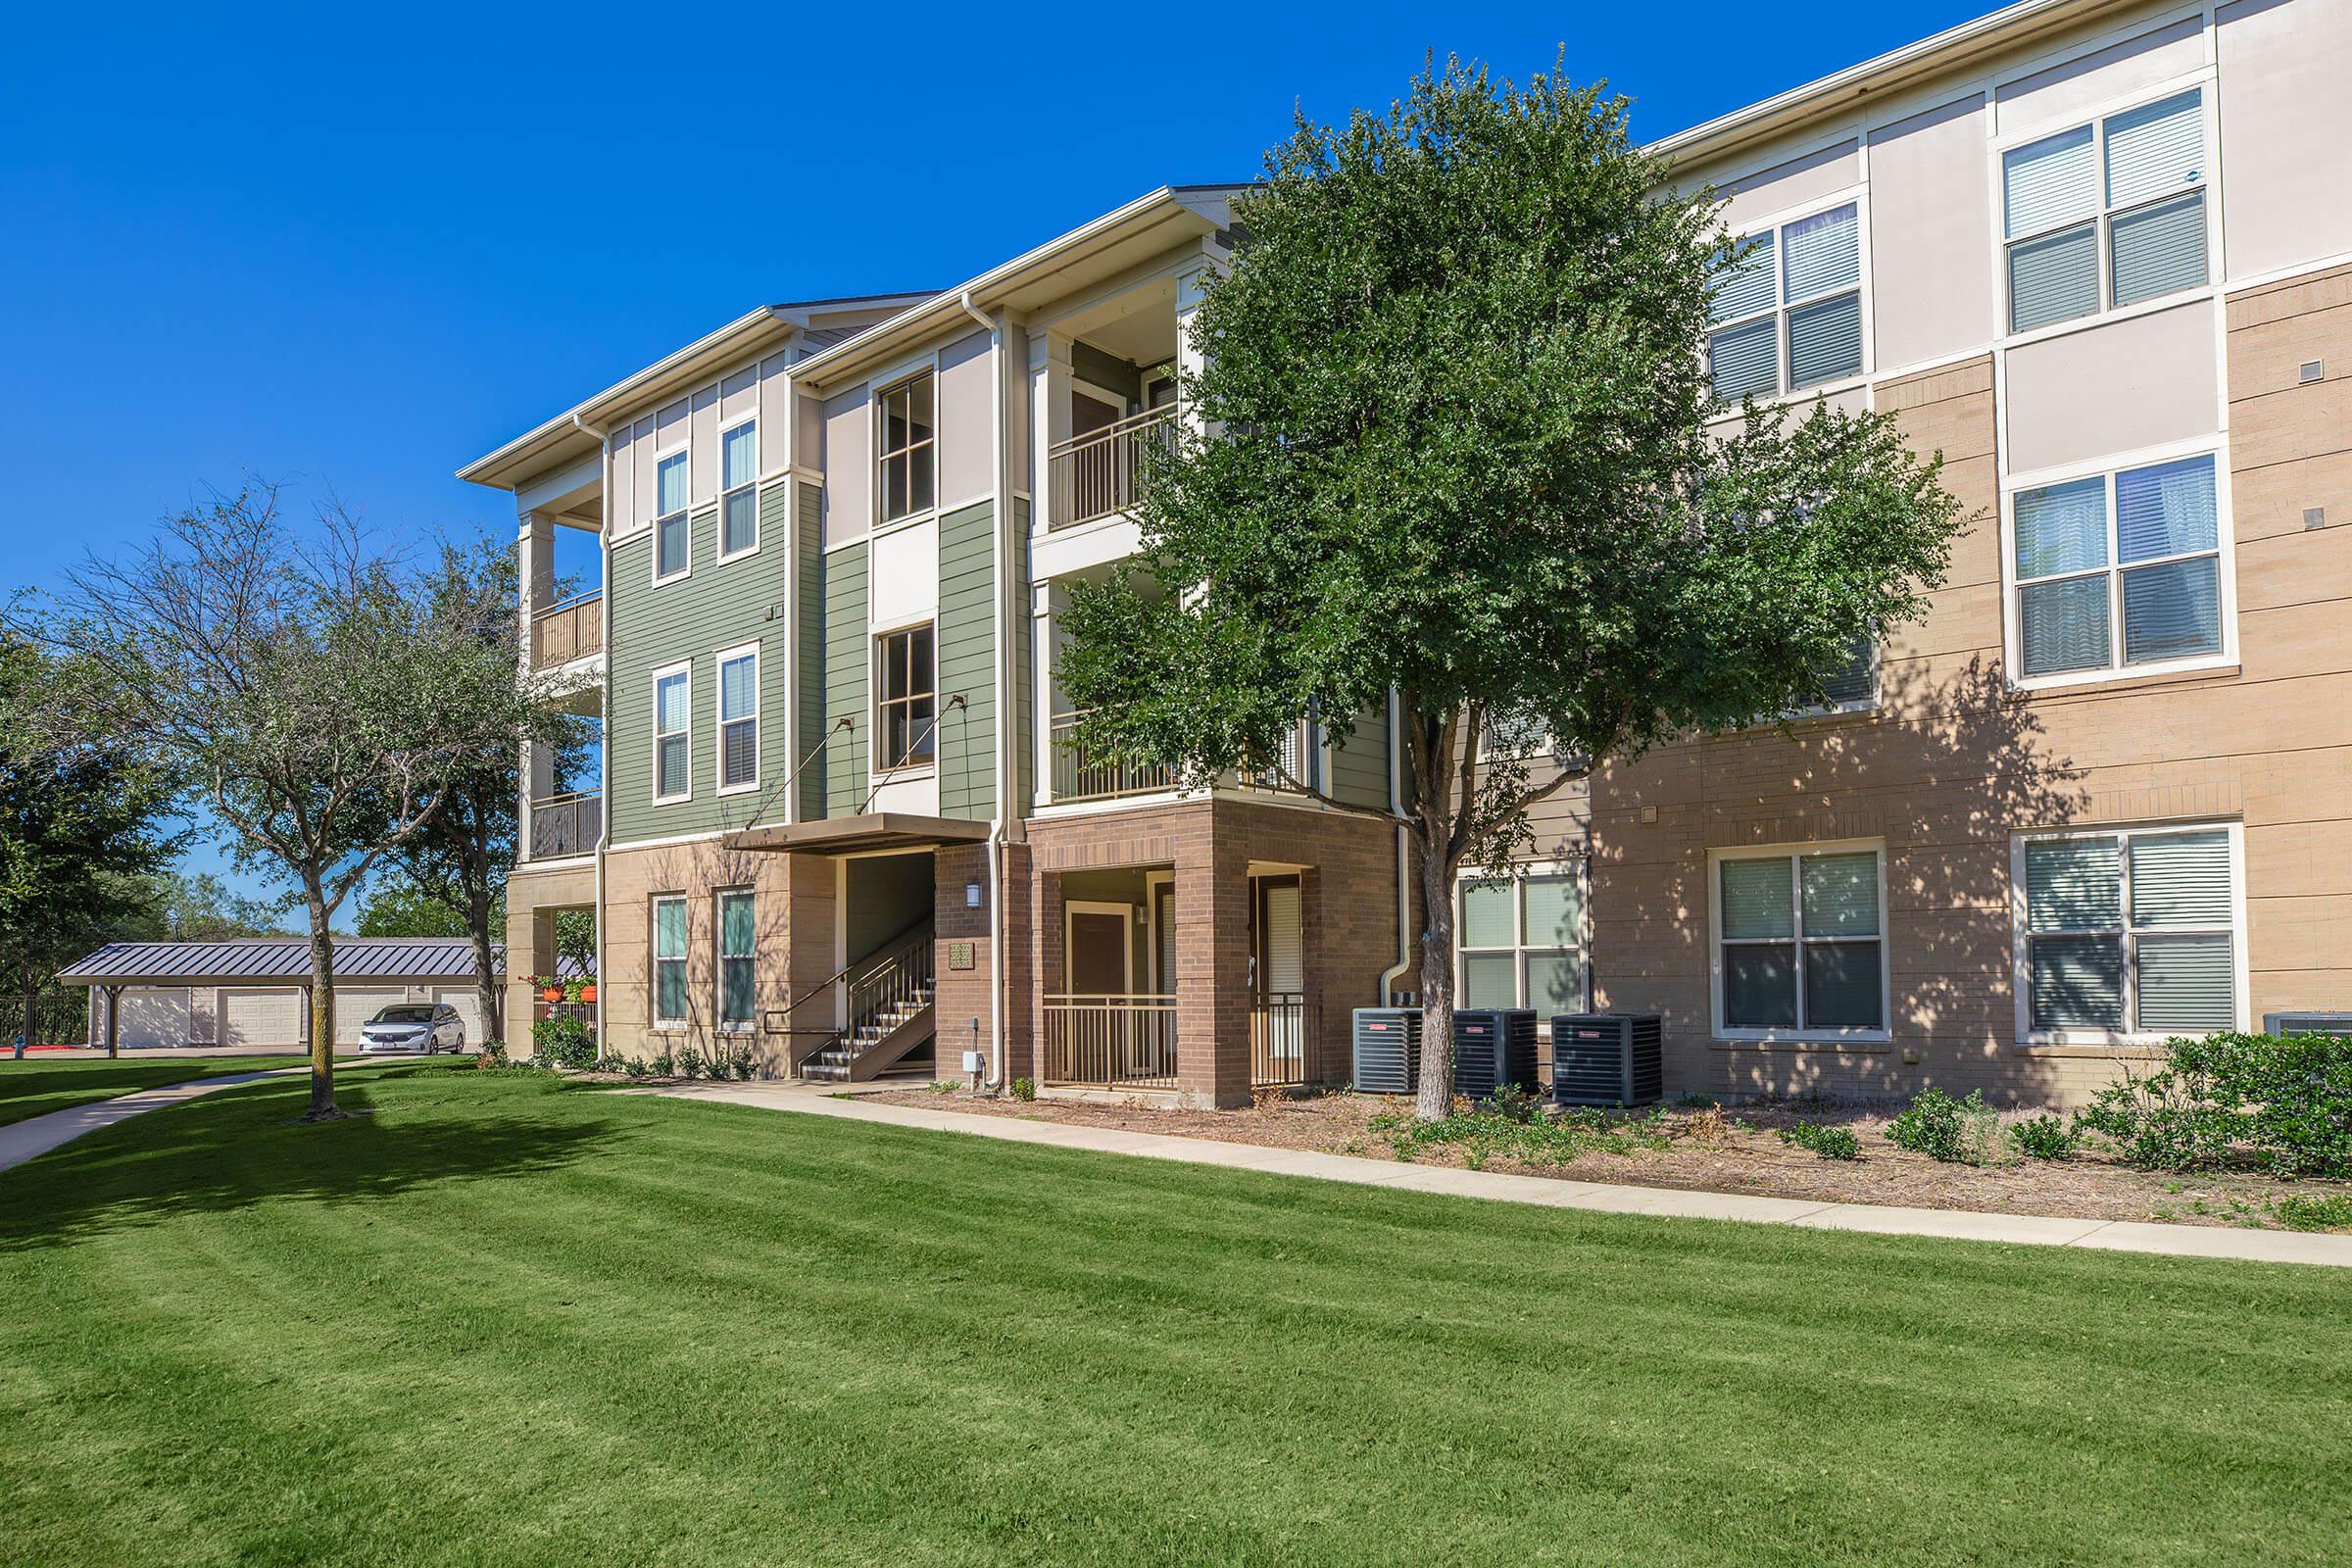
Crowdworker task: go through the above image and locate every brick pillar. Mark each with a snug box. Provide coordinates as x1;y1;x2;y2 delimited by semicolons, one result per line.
1175;824;1252;1107
934;844;989;1082
1034;867;1065;1088
1000;840;1034;1082
784;853;838;1071
1298;863;1343;1086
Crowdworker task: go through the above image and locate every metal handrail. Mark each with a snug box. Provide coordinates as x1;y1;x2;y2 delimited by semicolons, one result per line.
770;917;935;1072
1041;993;1180;1092
525;789;603;860
1049;710;1177;803
1046;405;1176;531
1250;992;1315;1088
529;590;606;669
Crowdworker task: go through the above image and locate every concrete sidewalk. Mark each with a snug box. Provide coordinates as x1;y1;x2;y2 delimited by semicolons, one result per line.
636;1080;2352;1269
0;1070;301;1174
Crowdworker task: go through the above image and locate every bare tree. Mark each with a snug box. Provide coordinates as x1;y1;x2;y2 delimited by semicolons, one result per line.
46;484;533;1117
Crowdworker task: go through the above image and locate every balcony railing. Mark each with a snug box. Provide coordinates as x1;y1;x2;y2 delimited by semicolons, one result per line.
1250;993;1316;1087
1041;994;1178;1092
1050;710;1176;803
1235;720;1319;795
527;790;602;860
530;592;604;670
1047;406;1176;531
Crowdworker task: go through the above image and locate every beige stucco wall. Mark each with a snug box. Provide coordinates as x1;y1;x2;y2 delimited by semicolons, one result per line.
2003;301;2219;474
821;383;870;548
2218;0;2352;281
1867;94;1994;372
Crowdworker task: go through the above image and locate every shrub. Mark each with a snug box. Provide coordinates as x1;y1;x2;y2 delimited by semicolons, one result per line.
2010;1112;2077;1160
1010;1076;1036;1102
2077;1032;2352;1176
622;1056;649;1080
650;1046;674;1077
1489;1082;1542;1124
1778;1120;1861;1160
2274;1193;2352;1232
676;1045;706;1080
528;1017;597;1071
475;1040;508;1071
1886;1088;2003;1165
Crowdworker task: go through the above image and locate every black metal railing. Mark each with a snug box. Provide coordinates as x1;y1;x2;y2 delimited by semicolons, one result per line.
527;790;602;859
1041;994;1179;1092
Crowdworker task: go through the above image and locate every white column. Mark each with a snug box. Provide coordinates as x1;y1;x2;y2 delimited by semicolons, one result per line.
1032;332;1072;530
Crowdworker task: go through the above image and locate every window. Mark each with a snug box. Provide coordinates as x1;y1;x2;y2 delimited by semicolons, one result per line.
1458;868;1584;1016
717;890;755;1031
2012;453;2223;681
2002;89;2207;334
1481;710;1554;760
1708;201;1863;402
653;662;690;802
875;624;935;769
719;420;758;559
653;896;688;1028
1715;845;1886;1036
877;373;935;523
654;451;690;581
1815;634;1879;710
716;645;758;792
2018;825;2238;1039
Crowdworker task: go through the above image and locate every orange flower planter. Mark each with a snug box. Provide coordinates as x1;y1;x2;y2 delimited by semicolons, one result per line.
579;983;598;1004
540;984;564;1004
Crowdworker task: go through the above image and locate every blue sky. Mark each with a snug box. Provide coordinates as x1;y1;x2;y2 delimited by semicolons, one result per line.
1;0;1984;904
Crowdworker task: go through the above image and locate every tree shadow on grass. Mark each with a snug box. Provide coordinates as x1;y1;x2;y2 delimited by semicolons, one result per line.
0;1065;625;1254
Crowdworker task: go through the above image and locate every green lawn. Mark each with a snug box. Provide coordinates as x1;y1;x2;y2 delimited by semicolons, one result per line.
1;1062;2345;1567
0;1053;305;1128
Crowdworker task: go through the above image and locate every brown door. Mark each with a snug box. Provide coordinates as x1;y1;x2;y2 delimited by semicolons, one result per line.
1067;906;1131;995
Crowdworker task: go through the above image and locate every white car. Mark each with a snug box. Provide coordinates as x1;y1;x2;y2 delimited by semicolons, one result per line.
358;1003;467;1055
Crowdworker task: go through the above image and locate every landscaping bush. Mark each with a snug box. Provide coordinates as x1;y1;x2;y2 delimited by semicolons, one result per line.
1489;1083;1542;1124
2076;1032;2352;1176
1886;1088;2003;1165
475;1040;508;1070
2010;1112;2077;1161
676;1046;706;1080
1009;1076;1036;1102
2273;1193;2352;1233
528;1017;597;1071
1778;1120;1861;1160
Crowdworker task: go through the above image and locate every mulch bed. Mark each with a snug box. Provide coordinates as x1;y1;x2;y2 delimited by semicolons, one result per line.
861;1084;2352;1231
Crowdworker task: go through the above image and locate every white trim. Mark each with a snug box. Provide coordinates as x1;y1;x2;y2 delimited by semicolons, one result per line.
1452;860;1592;1021
651;449;693;586
716;416;760;564
651;659;693;806
651;893;690;1032
1064;901;1136;993
1144;870;1176;994
2008;818;2247;1049
713;886;758;1034
1708;188;1873;405
1707;838;1892;1044
713;641;760;798
872;365;938;532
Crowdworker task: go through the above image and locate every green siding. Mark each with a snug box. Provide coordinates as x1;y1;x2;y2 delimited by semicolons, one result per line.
1330;704;1392;809
823;542;869;817
795;480;826;813
607;492;792;848
936;500;995;820
1012;496;1033;816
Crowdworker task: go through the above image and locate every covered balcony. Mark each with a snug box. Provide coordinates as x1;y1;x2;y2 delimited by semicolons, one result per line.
1031;269;1190;586
529;590;604;671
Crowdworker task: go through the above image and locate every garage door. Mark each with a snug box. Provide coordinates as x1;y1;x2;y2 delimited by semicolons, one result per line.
334;988;411;1046
431;987;484;1043
116;989;192;1049
221;989;303;1049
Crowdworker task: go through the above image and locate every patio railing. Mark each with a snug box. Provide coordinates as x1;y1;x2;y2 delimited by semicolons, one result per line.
1046;406;1176;530
1040;994;1178;1092
1050;710;1177;803
530;591;604;670
1250;993;1315;1087
527;790;602;860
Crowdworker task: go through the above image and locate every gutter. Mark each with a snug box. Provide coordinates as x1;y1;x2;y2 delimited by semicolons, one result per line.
1377;686;1412;1007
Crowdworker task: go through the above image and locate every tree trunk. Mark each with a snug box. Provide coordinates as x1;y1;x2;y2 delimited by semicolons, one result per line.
304;882;340;1119
468;887;497;1055
1413;831;1459;1122
20;991;35;1057
104;985;121;1058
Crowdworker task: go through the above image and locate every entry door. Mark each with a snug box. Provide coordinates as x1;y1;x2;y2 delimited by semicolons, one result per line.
1066;904;1132;995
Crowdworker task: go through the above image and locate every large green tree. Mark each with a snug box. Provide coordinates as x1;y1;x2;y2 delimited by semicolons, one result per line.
1058;62;1967;1119
46;486;535;1115
0;632;180;1053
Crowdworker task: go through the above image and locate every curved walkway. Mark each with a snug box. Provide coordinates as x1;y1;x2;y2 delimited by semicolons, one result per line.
0;1069;301;1175
639;1080;2352;1269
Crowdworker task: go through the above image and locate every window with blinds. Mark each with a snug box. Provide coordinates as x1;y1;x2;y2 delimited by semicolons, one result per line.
2020;825;2236;1037
717;647;758;792
653;664;691;802
1716;846;1886;1035
2012;453;2224;681
654;450;691;581
1707;201;1863;403
719;420;758;559
2001;89;2207;333
1458;868;1584;1015
717;891;756;1030
654;896;689;1027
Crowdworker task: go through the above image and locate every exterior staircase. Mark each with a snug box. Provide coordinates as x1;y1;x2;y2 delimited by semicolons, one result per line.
797;922;936;1083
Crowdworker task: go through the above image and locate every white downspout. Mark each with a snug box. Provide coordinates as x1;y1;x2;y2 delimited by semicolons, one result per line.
958;289;1011;1092
1377;685;1411;1006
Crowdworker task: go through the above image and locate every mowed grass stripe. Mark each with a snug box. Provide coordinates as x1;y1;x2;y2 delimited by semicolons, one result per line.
1;1063;2345;1567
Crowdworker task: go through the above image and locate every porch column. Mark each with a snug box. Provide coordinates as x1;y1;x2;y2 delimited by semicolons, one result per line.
1174;827;1251;1107
783;853;838;1073
1034;868;1066;1088
1298;864;1341;1086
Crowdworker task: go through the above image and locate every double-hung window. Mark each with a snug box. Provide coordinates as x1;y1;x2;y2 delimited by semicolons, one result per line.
1708;201;1863;403
877;373;935;523
719;420;758;559
1715;845;1886;1036
1458;868;1584;1016
1481;710;1554;760
717;890;756;1031
653;662;691;803
875;624;935;769
653;896;688;1028
2012;453;2223;680
2018;825;2238;1040
653;450;691;582
2002;89;2207;334
716;645;758;792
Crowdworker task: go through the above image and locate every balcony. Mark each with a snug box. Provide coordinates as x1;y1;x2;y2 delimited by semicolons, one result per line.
1047;406;1175;532
527;790;602;860
1041;994;1178;1092
530;592;604;671
1049;710;1177;803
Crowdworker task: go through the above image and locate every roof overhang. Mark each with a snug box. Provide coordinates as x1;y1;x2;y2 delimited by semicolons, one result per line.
1645;0;2149;174
723;813;994;857
789;185;1244;394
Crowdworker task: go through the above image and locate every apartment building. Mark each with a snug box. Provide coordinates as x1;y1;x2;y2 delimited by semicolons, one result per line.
463;0;2352;1106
